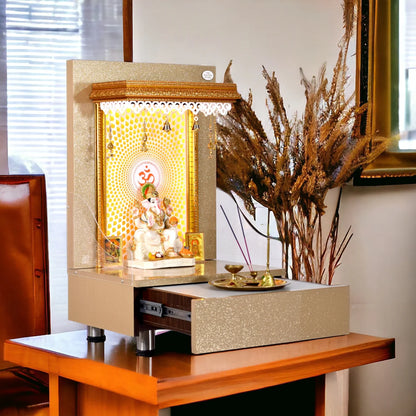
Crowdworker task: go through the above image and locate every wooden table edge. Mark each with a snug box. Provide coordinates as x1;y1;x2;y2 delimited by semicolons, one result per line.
4;333;395;409
156;335;395;408
4;339;159;405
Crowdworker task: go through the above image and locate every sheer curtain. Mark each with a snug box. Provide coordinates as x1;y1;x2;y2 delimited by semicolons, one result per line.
4;0;123;332
0;2;6;173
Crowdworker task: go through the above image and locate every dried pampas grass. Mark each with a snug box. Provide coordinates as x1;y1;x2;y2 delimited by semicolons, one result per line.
216;0;387;284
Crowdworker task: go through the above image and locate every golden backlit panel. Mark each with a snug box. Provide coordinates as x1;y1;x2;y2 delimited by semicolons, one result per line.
104;109;188;256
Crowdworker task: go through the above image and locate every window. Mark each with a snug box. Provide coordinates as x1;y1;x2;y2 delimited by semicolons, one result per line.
4;0;123;331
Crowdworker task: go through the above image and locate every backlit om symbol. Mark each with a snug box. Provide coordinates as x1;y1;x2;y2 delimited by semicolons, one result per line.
137;165;155;186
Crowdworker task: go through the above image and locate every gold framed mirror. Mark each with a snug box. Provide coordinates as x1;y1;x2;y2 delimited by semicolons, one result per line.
355;0;416;184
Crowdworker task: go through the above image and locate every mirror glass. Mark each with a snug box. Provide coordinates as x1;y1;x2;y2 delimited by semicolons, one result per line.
398;0;416;150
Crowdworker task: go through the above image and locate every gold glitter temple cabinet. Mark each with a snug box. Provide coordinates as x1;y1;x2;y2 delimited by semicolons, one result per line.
67;60;239;271
67;61;349;354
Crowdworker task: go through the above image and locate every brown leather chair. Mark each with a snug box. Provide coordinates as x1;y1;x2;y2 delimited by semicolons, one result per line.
0;175;50;415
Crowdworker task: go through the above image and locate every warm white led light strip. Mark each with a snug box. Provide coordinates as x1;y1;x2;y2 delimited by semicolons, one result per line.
100;100;232;116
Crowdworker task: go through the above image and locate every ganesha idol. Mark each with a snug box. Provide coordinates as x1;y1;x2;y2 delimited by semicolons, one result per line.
129;183;194;265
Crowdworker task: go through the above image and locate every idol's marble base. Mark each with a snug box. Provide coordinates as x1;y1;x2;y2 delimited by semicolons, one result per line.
126;257;195;269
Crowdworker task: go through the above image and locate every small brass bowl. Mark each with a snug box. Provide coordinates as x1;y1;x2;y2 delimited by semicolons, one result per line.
224;264;244;275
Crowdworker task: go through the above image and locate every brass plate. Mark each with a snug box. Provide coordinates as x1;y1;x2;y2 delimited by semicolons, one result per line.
209;278;289;291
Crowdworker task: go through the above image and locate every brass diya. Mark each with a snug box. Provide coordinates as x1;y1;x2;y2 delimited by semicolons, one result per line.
249;270;258;279
224;264;244;281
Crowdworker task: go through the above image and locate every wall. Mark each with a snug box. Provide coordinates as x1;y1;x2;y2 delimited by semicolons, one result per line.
133;1;416;415
337;184;416;416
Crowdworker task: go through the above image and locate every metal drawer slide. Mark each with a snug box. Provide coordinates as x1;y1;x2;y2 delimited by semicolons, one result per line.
139;299;192;322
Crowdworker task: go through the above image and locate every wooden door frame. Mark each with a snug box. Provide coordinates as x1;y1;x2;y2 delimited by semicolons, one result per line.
123;0;133;62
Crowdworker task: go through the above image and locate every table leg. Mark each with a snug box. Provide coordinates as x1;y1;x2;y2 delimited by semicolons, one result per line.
49;374;77;416
315;375;326;416
324;370;349;416
315;370;349;416
78;384;159;415
49;373;159;416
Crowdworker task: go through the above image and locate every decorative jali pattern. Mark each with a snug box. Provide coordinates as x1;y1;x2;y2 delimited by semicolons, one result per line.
100;101;231;116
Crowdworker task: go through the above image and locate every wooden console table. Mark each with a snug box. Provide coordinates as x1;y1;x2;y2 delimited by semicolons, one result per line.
4;330;394;416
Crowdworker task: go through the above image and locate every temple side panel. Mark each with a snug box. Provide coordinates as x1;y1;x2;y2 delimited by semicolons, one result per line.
68;271;135;336
67;60;217;270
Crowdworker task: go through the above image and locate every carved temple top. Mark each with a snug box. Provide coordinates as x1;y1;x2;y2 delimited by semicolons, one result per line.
89;80;241;103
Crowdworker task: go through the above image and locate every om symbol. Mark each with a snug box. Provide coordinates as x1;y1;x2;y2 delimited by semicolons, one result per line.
131;160;162;191
138;165;155;186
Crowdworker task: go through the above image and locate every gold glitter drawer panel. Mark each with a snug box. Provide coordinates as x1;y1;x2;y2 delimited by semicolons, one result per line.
139;280;350;354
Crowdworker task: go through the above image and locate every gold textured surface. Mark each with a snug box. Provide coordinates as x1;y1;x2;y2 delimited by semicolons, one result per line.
187;114;198;233
189;281;349;354
89;80;240;102
67;60;217;268
196;115;216;251
68;260;281;288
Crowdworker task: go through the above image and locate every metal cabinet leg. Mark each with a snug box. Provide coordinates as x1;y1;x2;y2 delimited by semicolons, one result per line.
87;326;106;342
136;329;156;356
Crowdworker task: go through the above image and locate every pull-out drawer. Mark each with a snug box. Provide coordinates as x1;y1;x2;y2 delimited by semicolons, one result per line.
138;280;349;354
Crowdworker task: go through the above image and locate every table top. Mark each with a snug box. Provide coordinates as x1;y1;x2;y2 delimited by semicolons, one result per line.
4;330;395;409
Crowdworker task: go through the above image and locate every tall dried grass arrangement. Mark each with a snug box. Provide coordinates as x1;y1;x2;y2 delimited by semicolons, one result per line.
216;0;387;284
